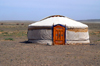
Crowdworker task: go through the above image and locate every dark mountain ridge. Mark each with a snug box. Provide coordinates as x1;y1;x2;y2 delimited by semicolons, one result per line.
77;19;100;22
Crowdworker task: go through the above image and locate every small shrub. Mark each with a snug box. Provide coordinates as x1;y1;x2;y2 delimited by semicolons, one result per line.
16;23;19;25
1;23;3;25
98;39;100;41
5;38;14;41
74;56;76;59
2;32;8;34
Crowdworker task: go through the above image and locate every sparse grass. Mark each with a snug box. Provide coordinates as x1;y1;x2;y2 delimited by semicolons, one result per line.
89;32;96;35
4;38;14;41
1;32;12;36
89;31;100;37
86;23;100;30
16;31;27;37
0;22;100;66
0;22;29;41
0;30;3;32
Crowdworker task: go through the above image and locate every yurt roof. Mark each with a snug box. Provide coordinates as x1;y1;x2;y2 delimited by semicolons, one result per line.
29;15;88;28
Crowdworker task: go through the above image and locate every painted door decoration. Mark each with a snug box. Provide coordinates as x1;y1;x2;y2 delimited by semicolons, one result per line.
53;24;66;45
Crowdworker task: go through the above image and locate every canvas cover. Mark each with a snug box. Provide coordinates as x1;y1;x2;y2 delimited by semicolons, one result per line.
28;29;90;44
28;15;90;44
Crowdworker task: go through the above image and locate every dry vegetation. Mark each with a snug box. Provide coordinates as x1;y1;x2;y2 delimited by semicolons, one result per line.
0;22;100;66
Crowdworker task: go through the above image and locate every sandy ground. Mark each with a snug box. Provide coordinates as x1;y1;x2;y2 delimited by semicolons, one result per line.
0;22;100;66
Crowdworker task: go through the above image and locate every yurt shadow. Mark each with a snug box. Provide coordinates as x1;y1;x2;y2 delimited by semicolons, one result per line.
20;41;51;46
89;44;97;45
20;41;33;44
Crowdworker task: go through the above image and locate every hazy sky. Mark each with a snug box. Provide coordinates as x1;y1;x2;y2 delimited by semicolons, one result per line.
0;0;100;21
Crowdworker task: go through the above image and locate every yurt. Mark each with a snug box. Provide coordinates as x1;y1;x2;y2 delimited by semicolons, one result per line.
28;15;90;45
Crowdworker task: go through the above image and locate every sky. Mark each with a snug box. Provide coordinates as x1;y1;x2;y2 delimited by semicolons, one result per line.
0;0;100;21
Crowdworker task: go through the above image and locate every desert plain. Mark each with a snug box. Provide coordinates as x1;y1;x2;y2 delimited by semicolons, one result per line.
0;21;100;66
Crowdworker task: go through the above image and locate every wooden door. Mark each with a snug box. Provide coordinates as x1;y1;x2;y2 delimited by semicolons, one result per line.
53;25;65;45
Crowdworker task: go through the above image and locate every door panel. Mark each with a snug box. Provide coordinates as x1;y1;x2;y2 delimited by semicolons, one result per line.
53;25;65;45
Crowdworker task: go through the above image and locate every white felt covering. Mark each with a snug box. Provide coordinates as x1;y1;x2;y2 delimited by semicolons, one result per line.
29;17;88;28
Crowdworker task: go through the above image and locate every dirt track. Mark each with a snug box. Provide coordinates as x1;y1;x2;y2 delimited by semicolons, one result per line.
0;22;100;66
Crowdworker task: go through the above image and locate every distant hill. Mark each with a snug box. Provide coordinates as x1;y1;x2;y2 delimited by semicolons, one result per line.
0;19;100;23
0;20;36;23
77;19;100;23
